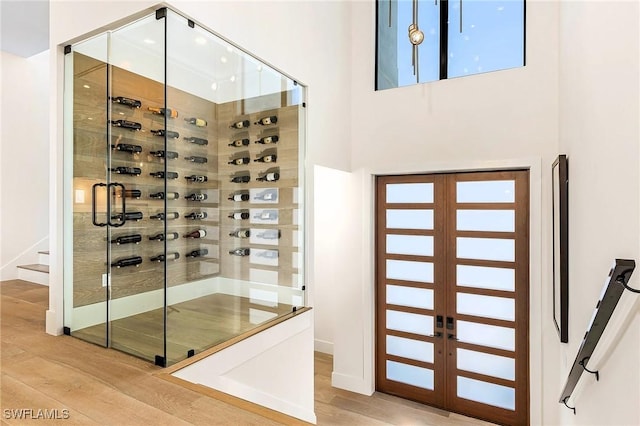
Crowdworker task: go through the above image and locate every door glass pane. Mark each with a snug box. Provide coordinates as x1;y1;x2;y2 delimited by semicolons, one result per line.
386;209;434;229
386;183;434;203
387;285;433;310
108;14;166;365
457;321;515;351
457;348;515;381
387;360;434;390
387;335;434;363
456;210;515;232
386;260;434;283
457;237;514;262
65;34;110;347
457;293;515;321
457;181;515;203
386;310;434;336
457;265;515;291
386;235;434;256
457;376;515;410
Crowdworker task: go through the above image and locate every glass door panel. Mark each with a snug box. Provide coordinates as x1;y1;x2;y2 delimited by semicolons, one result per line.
107;14;166;365
64;34;110;347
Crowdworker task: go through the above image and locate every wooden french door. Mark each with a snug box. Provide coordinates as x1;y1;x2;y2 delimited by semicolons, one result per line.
375;171;529;426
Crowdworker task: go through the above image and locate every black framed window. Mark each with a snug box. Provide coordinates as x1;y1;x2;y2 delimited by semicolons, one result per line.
376;0;525;90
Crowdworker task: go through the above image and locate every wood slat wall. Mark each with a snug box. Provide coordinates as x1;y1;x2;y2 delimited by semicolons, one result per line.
71;52;301;311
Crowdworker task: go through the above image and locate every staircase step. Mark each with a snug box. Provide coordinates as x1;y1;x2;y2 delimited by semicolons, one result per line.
17;264;49;286
18;264;49;273
38;251;50;266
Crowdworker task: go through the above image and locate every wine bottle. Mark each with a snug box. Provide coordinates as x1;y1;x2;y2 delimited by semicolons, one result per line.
184;117;207;127
254;210;278;220
110;167;141;176
148;107;178;118
149;171;179;179
110;234;142;245
110;120;142;131
255;115;277;126
185;193;207;201
229;248;250;256
150;212;179;220
184;156;207;164
110;96;141;109
256;229;281;239
150;129;180;139
229;229;250;238
111;211;143;221
184;229;206;239
184;211;207;220
228;157;250;166
149;232;179;241
111;256;143;268
253;188;278;201
111;143;142;154
122;189;142;199
257;250;279;259
230;175;251;184
150;150;178;159
185;175;208;183
184;136;209;146
229;211;250;220
254;154;277;163
228;192;250;202
186;248;208;258
151;252;180;262
256;172;280;182
230;119;250;129
228;138;250;147
255;135;279;144
149;191;179;200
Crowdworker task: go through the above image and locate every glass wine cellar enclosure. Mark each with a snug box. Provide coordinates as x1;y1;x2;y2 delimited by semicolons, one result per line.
63;8;306;367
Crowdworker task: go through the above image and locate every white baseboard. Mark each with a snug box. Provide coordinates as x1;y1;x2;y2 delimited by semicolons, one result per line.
69;278;219;330
0;236;49;281
314;339;334;355
68;277;303;331
331;371;374;396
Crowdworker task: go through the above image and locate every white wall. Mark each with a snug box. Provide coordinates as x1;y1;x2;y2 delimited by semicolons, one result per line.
0;50;50;280
326;1;559;423
558;1;640;425
173;310;316;423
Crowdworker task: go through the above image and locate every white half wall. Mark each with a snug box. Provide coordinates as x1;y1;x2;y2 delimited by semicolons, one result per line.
0;50;50;280
172;309;316;424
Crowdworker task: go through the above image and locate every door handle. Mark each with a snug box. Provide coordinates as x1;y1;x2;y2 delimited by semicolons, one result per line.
446;316;455;330
448;333;459;341
108;183;126;227
428;331;443;339
91;183;107;227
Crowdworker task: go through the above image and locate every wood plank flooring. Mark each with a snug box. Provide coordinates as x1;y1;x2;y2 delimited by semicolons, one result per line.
73;292;294;365
1;280;494;425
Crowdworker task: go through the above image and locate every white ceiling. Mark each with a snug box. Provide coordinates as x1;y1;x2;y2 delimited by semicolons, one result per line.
0;0;49;57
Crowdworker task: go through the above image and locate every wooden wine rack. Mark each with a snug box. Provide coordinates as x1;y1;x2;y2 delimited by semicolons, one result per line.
72;52;301;309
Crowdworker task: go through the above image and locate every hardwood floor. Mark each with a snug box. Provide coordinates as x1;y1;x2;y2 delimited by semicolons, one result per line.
1;280;494;425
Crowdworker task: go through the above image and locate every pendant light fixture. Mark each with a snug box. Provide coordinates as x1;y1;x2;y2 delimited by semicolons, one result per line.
408;0;424;82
